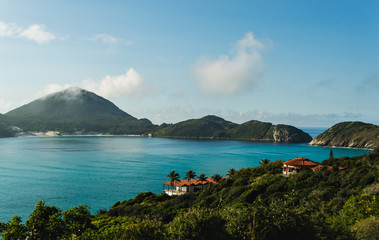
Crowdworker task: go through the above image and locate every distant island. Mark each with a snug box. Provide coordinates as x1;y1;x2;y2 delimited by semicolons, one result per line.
310;122;379;149
153;115;312;143
0;87;311;143
2;87;378;148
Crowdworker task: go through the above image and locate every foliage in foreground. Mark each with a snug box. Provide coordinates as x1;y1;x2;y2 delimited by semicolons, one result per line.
1;150;378;239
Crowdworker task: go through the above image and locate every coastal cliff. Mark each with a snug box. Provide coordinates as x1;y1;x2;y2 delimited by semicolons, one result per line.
309;121;379;149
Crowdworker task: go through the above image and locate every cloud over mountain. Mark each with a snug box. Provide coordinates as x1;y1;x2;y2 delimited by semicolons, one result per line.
39;68;146;99
83;68;145;97
192;32;267;96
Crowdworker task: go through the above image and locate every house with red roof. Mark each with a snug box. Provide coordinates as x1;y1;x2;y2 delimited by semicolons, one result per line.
282;157;320;176
163;178;218;196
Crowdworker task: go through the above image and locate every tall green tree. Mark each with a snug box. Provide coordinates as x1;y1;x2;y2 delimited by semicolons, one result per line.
198;173;207;189
211;173;222;183
25;201;65;240
227;168;236;179
167;170;180;194
185;170;197;184
329;149;334;159
259;158;270;165
63;205;93;239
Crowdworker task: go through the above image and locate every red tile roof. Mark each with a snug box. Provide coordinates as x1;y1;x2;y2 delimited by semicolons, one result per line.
163;177;222;186
283;157;320;166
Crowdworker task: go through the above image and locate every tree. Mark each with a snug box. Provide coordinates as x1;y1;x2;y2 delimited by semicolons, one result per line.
25;201;65;240
0;215;27;240
227;168;236;179
63;205;93;238
211;173;222;183
168;208;230;240
329;149;334;159
259;158;270;165
167;170;180;194
198;173;208;189
185;170;197;185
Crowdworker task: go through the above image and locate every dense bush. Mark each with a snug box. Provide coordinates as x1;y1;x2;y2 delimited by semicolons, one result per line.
1;150;378;239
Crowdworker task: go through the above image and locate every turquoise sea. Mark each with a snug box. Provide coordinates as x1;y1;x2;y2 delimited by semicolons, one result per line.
0;128;372;221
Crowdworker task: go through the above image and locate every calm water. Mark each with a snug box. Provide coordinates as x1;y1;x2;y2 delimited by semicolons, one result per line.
0;128;371;221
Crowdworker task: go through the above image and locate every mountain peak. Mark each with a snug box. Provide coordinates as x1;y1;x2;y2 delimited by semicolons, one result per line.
62;86;84;95
43;87;95;102
5;87;137;130
201;115;225;122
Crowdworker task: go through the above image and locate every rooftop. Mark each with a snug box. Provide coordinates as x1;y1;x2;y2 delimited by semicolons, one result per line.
283;157;320;166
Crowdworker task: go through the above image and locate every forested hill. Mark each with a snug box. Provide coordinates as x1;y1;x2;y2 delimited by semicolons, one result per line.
310;121;379;149
4;87;156;134
2;88;311;143
0;114;13;138
2;150;377;239
153;115;312;143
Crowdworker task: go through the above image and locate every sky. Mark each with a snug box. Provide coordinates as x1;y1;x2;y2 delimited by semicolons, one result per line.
0;0;378;127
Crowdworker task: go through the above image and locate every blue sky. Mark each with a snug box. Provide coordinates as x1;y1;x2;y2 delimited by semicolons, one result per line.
0;0;378;127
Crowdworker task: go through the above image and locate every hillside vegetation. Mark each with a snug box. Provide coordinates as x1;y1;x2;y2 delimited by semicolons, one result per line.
2;88;312;143
5;87;156;135
154;116;312;143
0;114;13;138
310;121;379;149
1;150;378;239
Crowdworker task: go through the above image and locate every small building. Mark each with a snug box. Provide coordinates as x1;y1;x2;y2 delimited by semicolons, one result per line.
163;178;217;196
282;157;320;176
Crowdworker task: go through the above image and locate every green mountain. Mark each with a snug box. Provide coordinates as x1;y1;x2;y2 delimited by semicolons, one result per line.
0;114;13;138
2;88;311;142
5;87;156;134
309;121;379;149
153;115;312;143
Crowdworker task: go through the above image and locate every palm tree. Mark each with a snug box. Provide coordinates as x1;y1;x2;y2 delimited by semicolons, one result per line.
211;173;222;183
185;170;197;184
198;173;207;189
259;158;270;165
167;170;180;194
227;168;236;179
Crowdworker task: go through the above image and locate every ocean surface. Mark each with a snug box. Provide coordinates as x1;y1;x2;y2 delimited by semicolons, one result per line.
0;127;372;221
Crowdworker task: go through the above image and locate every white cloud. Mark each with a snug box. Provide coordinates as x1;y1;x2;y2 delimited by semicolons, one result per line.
0;21;22;37
0;21;55;44
37;68;146;99
192;32;267;95
90;34;119;44
84;68;145;97
90;34;133;48
19;24;56;44
237;32;264;49
37;84;72;97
